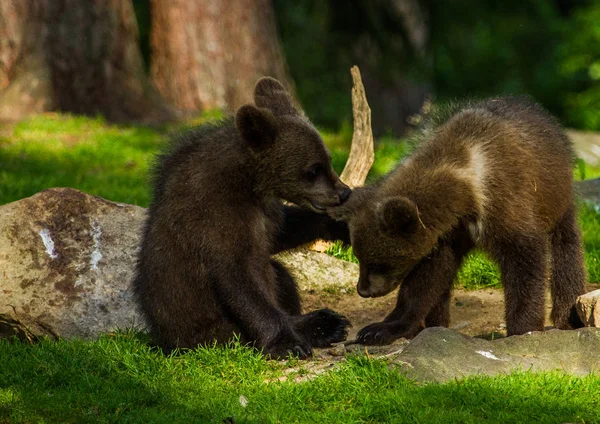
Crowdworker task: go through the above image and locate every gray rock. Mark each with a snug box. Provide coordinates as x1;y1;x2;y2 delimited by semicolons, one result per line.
389;327;600;382
577;178;600;206
0;188;357;339
0;188;147;339
275;249;358;293
576;289;600;326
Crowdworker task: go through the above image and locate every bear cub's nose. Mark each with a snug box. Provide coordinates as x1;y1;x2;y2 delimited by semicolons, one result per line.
339;187;352;203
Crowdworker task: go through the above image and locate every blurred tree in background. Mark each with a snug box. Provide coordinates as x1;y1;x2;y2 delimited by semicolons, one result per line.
150;0;293;114
0;0;176;124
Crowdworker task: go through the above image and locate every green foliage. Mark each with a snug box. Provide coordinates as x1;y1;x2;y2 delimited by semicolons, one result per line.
428;0;600;131
0;113;220;207
326;240;358;264
557;3;600;130
273;0;428;131
366;136;413;183
457;252;502;290
577;158;588;180
1;332;599;423
429;2;565;113
275;1;600;131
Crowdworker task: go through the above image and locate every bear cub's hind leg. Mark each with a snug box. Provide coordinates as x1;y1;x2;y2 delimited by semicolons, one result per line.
493;232;547;336
548;204;587;329
424;288;452;328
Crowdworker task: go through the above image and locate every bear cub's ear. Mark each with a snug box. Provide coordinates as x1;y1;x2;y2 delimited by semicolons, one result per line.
235;104;276;151
378;197;419;237
254;77;298;117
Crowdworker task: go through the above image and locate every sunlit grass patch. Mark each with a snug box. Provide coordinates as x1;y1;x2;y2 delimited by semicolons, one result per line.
581;202;600;283
457;251;501;289
0;114;165;206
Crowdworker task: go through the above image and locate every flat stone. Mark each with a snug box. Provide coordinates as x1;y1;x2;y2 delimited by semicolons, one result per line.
275;249;358;293
389;327;600;382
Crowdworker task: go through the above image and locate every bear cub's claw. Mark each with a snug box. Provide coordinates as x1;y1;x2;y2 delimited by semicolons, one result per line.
263;331;313;360
356;322;402;346
294;308;351;348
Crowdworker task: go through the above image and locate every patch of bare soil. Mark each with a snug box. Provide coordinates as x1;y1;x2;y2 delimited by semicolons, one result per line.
301;283;600;341
270;284;600;381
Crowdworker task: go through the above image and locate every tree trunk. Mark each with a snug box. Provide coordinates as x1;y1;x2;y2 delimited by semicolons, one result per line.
150;0;293;113
0;0;177;124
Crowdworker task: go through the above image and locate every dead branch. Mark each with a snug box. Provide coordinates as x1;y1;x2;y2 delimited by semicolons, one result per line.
340;66;374;188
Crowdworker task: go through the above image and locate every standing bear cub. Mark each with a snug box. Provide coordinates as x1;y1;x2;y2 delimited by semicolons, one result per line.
134;77;352;358
331;96;586;345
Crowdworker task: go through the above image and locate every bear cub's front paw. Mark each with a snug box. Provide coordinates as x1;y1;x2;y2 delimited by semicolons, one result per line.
262;331;312;360
356;321;406;346
294;308;351;348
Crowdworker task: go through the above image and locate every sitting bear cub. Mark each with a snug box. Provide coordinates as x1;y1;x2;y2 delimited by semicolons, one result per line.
134;77;352;358
331;96;586;345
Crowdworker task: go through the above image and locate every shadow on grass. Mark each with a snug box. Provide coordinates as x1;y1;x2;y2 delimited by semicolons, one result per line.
0;332;239;423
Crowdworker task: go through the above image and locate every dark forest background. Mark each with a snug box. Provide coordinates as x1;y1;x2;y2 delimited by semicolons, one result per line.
1;0;599;136
136;0;600;135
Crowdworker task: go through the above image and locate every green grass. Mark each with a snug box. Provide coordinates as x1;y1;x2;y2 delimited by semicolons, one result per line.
577;157;600;181
0;114;168;206
581;202;600;282
1;113;600;287
1;332;599;423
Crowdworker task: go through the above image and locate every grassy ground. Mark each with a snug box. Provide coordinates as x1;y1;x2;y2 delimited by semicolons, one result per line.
1;113;599;287
1;332;599;423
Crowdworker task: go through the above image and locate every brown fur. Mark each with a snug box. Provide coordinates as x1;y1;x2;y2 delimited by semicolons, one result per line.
331;96;586;345
133;78;351;357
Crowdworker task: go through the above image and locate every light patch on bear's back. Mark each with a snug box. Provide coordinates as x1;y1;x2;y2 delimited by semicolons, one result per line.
468;143;488;214
467;144;488;242
451;142;489;241
450;143;488;214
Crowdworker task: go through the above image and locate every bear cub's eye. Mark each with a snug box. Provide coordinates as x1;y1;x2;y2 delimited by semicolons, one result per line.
304;164;324;181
